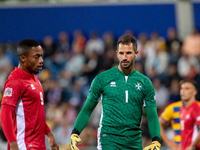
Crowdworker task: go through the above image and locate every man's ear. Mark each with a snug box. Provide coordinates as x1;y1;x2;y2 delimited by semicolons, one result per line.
19;55;26;63
135;50;139;59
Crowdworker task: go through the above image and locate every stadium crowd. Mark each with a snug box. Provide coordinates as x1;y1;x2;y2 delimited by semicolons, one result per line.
0;27;200;150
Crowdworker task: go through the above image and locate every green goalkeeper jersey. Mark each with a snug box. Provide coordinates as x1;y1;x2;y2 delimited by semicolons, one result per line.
88;66;156;143
74;66;157;148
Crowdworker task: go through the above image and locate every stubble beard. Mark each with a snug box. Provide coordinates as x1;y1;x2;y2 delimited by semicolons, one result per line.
31;69;40;74
120;59;134;70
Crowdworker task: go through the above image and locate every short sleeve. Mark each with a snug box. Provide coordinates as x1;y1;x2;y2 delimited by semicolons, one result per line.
161;105;173;122
86;74;102;102
193;103;200;125
1;79;23;107
143;78;157;107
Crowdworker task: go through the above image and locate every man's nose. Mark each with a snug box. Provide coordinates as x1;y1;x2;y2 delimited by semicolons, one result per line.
122;54;127;60
39;57;44;63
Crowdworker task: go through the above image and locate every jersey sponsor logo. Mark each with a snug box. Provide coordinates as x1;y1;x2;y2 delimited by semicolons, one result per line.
110;82;116;87
197;116;200;121
31;84;36;90
4;87;12;97
135;83;142;90
186;114;190;119
28;144;33;147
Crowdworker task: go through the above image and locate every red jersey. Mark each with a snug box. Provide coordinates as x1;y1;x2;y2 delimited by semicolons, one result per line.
1;67;47;150
180;101;200;150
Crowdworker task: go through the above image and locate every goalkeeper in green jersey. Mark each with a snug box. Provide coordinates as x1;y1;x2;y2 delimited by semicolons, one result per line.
70;35;161;150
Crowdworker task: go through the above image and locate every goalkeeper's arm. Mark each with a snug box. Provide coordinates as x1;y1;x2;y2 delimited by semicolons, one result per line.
144;106;161;150
70;99;98;150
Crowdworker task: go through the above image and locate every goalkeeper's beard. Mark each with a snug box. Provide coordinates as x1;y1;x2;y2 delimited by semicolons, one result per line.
120;59;134;70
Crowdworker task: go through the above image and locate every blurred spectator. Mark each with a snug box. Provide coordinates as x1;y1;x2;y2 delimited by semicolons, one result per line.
57;31;70;53
4;42;19;67
42;35;60;79
101;48;117;71
55;121;73;147
164;63;182;88
43;54;59;79
166;28;182;64
181;27;200;58
136;33;149;65
42;35;57;58
135;61;145;75
166;27;182;53
64;42;86;80
168;79;181;103
168;41;181;64
57;71;72;100
146;67;157;81
82;51;103;83
68;79;86;111
54;31;71;70
85;30;104;57
145;41;169;79
102;31;116;52
47;80;64;105
78;126;97;149
146;31;166;52
123;29;134;36
0;46;13;92
63;103;78;125
0;46;12;70
72;30;87;54
177;53;199;79
153;78;169;115
46;104;61;127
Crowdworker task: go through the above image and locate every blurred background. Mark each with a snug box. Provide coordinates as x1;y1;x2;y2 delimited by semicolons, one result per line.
0;0;200;149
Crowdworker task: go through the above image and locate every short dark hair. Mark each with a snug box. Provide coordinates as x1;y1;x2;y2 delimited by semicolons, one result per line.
17;38;41;57
117;35;137;52
180;79;199;91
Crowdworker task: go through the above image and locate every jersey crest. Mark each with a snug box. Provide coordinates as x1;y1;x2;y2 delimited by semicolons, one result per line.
4;87;12;97
135;83;142;90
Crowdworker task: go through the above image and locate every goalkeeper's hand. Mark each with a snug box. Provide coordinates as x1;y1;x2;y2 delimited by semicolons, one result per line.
70;134;81;150
143;141;161;150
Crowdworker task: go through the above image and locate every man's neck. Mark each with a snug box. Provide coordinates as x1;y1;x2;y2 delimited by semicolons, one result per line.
183;98;195;108
118;66;134;75
18;64;31;74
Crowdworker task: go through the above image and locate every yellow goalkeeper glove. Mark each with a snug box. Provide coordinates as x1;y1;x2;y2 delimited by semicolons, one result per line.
143;141;161;150
70;134;81;150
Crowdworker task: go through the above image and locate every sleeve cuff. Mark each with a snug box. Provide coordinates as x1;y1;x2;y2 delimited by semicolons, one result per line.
152;136;161;143
45;123;51;135
71;128;80;135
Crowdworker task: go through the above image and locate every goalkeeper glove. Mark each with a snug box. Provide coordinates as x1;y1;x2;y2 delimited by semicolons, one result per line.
143;141;161;150
70;134;81;150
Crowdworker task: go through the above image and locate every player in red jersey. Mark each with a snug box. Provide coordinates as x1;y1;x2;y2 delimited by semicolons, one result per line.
0;39;59;150
180;79;200;150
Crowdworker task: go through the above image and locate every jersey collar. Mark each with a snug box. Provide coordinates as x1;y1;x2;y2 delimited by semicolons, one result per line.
115;65;137;76
15;67;35;79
